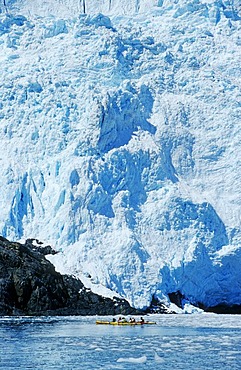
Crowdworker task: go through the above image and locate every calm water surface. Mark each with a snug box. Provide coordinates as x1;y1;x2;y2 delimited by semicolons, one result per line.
0;314;241;369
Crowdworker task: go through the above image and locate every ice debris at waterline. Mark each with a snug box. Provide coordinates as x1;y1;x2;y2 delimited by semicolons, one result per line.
0;0;241;312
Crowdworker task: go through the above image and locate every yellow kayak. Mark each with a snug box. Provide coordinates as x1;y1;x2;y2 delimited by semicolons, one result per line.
96;320;156;325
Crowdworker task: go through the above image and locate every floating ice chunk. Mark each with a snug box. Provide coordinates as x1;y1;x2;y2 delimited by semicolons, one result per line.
154;352;165;363
117;355;147;363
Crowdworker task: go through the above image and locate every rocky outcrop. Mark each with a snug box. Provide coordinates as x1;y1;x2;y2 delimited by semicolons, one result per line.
0;236;140;316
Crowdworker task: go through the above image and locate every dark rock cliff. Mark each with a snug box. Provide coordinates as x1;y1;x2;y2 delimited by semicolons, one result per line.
0;236;140;316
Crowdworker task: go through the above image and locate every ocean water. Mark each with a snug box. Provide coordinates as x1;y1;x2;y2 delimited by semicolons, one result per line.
0;314;241;369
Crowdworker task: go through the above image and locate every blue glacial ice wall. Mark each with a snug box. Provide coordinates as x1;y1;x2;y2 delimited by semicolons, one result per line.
1;0;241;19
0;1;241;309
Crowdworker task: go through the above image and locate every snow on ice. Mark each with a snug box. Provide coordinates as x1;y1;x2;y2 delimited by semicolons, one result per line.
0;0;241;310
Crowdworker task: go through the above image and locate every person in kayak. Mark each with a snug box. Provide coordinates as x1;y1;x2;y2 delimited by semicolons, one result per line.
118;317;127;323
140;317;145;324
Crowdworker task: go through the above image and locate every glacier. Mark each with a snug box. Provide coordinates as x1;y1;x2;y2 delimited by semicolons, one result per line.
0;0;241;310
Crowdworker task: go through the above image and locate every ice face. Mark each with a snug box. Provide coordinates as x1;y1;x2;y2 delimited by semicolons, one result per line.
1;0;241;309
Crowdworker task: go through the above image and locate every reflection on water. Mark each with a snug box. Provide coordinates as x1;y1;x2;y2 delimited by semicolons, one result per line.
0;315;241;369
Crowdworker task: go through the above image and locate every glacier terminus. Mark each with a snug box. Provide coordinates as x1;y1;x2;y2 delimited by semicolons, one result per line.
0;0;241;312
